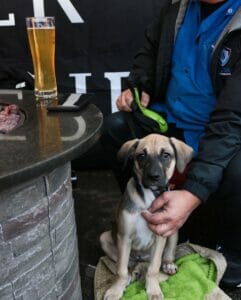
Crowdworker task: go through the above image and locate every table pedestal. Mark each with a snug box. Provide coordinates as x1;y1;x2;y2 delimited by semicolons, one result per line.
0;163;82;299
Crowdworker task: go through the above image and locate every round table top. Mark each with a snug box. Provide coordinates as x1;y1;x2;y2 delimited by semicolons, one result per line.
0;90;103;188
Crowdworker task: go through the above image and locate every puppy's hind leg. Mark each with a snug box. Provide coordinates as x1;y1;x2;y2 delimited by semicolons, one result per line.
104;234;132;300
100;231;118;262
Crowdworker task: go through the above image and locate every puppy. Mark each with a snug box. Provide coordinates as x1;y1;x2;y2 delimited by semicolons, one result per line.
100;134;193;300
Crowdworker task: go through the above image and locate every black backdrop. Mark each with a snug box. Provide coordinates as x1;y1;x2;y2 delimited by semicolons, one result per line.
0;0;163;168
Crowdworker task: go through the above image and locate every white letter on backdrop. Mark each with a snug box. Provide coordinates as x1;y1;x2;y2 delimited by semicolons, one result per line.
32;0;84;22
69;73;92;94
104;72;130;113
0;14;15;26
57;0;84;23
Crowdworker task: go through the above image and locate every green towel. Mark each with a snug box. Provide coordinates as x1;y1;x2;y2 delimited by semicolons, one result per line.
122;253;217;300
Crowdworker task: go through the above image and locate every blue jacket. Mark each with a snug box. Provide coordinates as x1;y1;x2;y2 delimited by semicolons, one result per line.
127;0;241;202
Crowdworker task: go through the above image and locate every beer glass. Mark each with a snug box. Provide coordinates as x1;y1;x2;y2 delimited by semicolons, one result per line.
26;17;57;98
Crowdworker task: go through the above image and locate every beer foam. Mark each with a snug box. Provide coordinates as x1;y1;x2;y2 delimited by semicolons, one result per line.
28;27;54;30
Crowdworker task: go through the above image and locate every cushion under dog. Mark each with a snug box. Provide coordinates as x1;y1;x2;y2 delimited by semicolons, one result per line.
94;243;231;300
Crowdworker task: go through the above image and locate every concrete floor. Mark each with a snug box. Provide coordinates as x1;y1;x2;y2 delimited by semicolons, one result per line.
73;170;241;300
73;170;120;300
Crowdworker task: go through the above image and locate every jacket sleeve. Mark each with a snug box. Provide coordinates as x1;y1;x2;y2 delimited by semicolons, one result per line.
183;59;241;202
126;3;168;96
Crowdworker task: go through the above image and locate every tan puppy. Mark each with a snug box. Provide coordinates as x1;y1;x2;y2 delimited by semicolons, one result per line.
100;134;193;300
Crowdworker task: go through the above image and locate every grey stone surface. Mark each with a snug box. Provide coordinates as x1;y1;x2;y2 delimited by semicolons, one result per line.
0;283;14;300
53;225;78;279
0;224;4;241
56;253;79;296
2;197;49;240
0;163;82;300
52;207;76;248
12;255;54;298
15;287;39;300
49;183;74;230
0;242;14;283
0;91;103;300
47;163;71;195
10;236;53;282
59;270;82;300
39;289;58;300
11;219;49;257
0;177;46;221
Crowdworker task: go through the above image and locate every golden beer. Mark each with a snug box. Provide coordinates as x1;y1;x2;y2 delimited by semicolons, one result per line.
26;17;57;98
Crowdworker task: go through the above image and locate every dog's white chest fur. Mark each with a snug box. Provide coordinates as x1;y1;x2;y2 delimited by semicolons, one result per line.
132;212;155;251
121;180;156;251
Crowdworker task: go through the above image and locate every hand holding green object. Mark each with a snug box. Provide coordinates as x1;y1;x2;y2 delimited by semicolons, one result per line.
133;87;168;133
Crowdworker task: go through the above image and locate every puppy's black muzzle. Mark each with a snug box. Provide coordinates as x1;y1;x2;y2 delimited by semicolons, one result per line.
142;159;167;192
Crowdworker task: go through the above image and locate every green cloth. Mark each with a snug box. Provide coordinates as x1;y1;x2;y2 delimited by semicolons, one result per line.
122;253;217;300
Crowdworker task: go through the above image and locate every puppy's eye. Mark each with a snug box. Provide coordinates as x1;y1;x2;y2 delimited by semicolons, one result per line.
137;152;146;161
161;152;171;160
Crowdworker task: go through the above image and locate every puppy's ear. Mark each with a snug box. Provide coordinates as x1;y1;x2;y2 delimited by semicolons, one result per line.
117;139;139;165
170;137;193;173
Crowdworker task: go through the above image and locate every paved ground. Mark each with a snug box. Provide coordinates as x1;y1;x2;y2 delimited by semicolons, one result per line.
73;170;120;300
73;170;241;300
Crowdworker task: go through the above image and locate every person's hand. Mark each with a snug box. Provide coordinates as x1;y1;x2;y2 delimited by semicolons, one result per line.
142;190;201;237
116;89;150;112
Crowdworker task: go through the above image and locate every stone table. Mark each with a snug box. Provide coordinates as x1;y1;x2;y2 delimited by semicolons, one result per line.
0;90;103;300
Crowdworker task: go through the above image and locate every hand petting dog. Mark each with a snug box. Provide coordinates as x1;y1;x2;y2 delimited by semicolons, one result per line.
142;190;201;237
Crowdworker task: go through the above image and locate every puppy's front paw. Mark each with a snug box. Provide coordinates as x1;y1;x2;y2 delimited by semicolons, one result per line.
104;287;123;300
161;261;178;275
146;277;164;300
147;289;164;300
104;276;130;300
148;295;163;300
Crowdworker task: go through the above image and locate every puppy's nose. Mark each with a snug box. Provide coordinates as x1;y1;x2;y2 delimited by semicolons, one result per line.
147;172;161;181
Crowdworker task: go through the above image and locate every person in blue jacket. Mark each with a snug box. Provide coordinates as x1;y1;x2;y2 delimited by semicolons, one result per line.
101;0;241;288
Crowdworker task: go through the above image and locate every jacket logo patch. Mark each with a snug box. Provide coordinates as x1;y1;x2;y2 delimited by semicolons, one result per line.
219;47;231;67
219;66;231;76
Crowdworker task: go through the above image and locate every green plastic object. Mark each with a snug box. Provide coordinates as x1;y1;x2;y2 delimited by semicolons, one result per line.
134;88;168;133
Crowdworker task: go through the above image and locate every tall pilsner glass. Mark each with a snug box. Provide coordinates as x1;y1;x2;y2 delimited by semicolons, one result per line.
26;17;57;98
